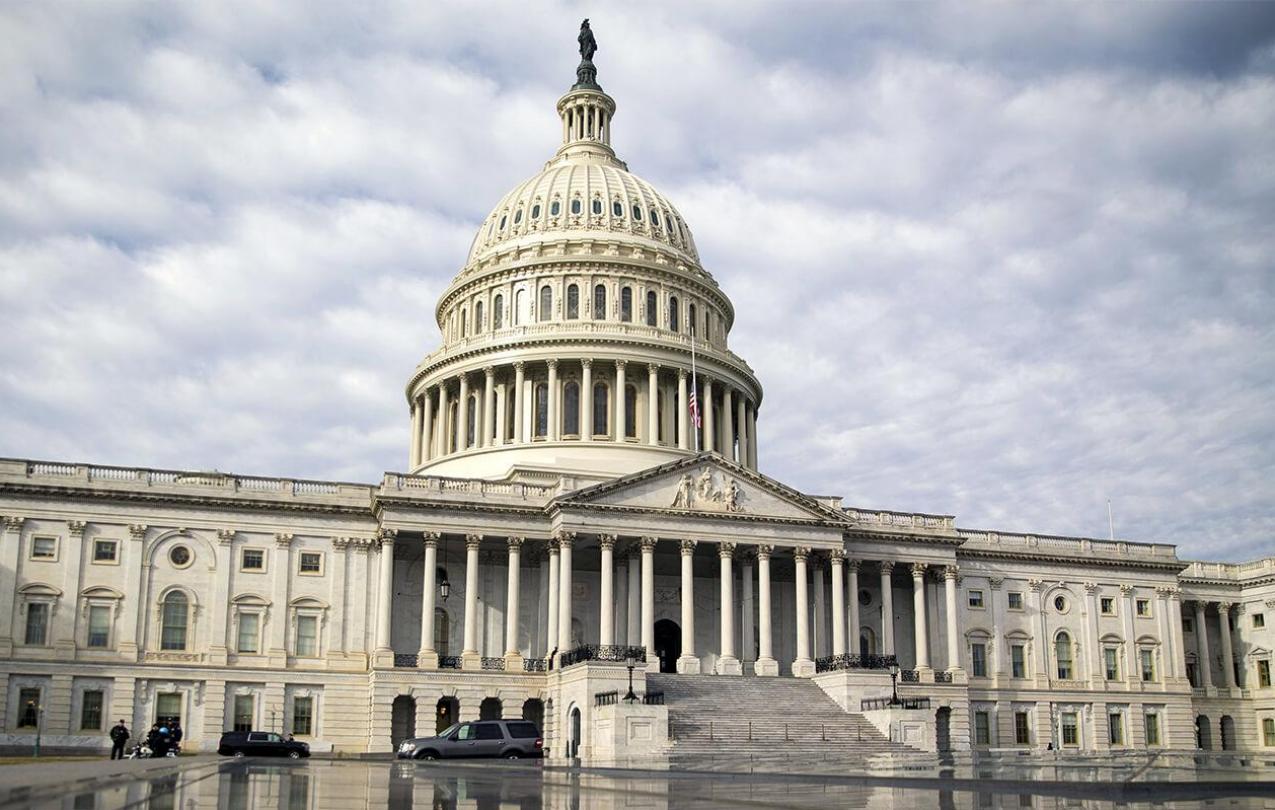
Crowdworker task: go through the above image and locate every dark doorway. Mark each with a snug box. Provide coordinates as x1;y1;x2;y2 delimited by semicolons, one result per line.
1220;715;1236;750
391;696;416;749
1196;715;1212;750
654;619;681;673
522;698;545;730
569;706;582;759
935;707;952;752
435;697;459;735
479;697;502;721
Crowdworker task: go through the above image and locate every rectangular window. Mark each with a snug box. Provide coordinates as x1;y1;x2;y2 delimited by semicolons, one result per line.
17;688;41;728
1100;597;1115;615
233;695;254;732
92;539;118;562
1186;661;1198;688
1136;599;1151;618
1255;613;1266;629
968;590;985;608
974;711;991;745
298;552;323;575
87;605;111;648
80;690;104;730
1264;718;1275;747
1011;644;1026;679
1108;712;1124;746
971;643;987;677
24;603;49;645
1182;617;1193;633
1061;713;1078;746
296;615;318;657
241;549;265;570
1259;660;1272;688
1014;711;1031;745
292;696;313;736
1104;647;1119;681
237;614;260;654
1140;649;1156;682
155;693;182;724
1144;713;1160;746
31;536;57;559
1007;592;1024;611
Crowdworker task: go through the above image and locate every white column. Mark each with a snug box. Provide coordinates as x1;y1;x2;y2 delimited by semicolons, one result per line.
646;365;659;444
420;389;434;463
944;565;960;672
640;537;656;663
436;383;449;456
793;547;813;676
736;393;748;466
614;360;627;442
746;402;758;469
557;533;574;654
483;367;496;447
581;360;593;441
374;529;396;661
677;540;700;673
717;543;740;674
830;551;846;657
599;535;616;646
0;518;23;655
409;399;422;468
912;563;930;670
626;548;641;646
812;556;827;659
741;551;755;665
546;540;559;657
755;545;777;676
1195;601;1213;689
677;369;689;450
513;362;525;443
702;377;715;454
847;559;861;658
418;533;439;667
461;534;482;666
880;562;895;656
547;360;559;442
1219;602;1237;690
457;374;470;451
721;388;734;461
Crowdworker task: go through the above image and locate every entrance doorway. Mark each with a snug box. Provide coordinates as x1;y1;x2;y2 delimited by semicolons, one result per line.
391;696;416;749
522;698;544;730
569;706;582;759
935;707;952;752
436;697;459;734
1220;715;1235;750
479;697;502;721
1196;715;1212;750
654;619;681;673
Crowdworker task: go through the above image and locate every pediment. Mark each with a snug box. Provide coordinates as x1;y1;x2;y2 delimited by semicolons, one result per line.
555;454;845;523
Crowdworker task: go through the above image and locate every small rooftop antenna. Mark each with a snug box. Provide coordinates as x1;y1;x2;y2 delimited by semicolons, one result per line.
1107;498;1115;542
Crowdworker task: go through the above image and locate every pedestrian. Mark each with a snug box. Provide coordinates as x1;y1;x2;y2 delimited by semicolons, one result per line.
147;724;164;758
109;719;130;760
170;720;183;755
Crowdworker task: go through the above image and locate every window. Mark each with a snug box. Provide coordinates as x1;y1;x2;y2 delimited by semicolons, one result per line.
612;200;623;217
237;613;260;654
292;696;313;736
466;393;477;446
645;291;657;326
168;545;191;567
1007;592;1024;610
531;203;541;219
593;284;606;320
563;381;580;436
460;309;467;337
1104;647;1120;680
688;303;697;335
1014;711;1031;745
592;382;609;436
631;204;642;221
566;284;579;319
1186;661;1198;687
1140;649;1156;682
24;603;49;645
242;549;264;571
550;200;560;216
514;289;525;325
1060;712;1078;746
1145;713;1161;746
233;695;254;732
160;592;188;650
1010;644;1026;679
298;552;323;575
87;605;111;648
968;590;985;609
1182;617;1193;633
1053;595;1068;613
475;300;484;333
971;643;987;677
513;208;522;225
650;208;660;227
31;536;57;560
974;711;990;745
1259;659;1272;688
475;723;504;740
296;615;318;657
493;294;503;330
591;198;602;215
534;383;548;438
1055;632;1073;679
538;286;552;321
1108;711;1124;746
18;688;40;727
570;198;581;215
92;539;117;563
80;690;104;730
624;385;637;439
498;215;506;230
620;287;632;322
1264;718;1275;747
668;296;679;331
1136;599;1151;618
1100;597;1115;615
1254;613;1265;629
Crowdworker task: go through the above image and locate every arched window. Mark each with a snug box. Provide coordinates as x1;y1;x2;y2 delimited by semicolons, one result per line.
1056;632;1073;679
514;208;523;225
625;385;638;438
591;198;602;215
475;301;484;334
498;215;506;231
460;309;468;337
466;394;477;446
620;287;633;322
612;200;623;217
563;381;580;436
515;289;525;325
550;200;561;217
531;203;541;220
645;291;657;327
566;284;579;320
493;294;504;330
592;382;609;436
593;284;607;320
632;204;642;221
160;592;189;651
570;198;582;215
538;286;553;322
650;209;660;227
448;402;458;452
534;383;548;438
669;296;680;332
688;303;697;336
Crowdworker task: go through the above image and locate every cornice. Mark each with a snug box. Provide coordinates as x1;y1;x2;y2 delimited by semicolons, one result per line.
0;482;375;519
955;545;1188;573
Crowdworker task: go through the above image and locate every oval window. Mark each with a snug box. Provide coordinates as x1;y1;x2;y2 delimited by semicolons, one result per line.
632;205;642;221
858;589;872;606
531;204;541;219
591;199;602;215
571;199;582;215
169;546;192;567
514;209;523;224
498;215;507;230
1054;595;1068;613
550;200;561;216
612;201;623;217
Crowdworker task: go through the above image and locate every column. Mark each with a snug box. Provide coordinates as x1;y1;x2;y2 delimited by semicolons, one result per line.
614;361;627;442
557;532;574;654
1120;585;1138;685
418;533;439;668
677;540;700;673
1158;587;1178;681
702;377;715;453
546;540;559;657
457;374;470;451
880;562;895;656
741;551;755;665
626;547;640;645
912;563;930;671
547;360;559;441
646;365;659;444
640;537;656;664
830;551;846;657
717;543;741;674
677;369;689;449
755;545;777;676
598;535;616;646
1219;602;1237;690
793;547;814;676
513;362;525;443
482;367;496;447
374;529;396;663
721;388;735;461
0;517;23;656
504;537;524;665
1194;601;1213;689
944;565;960;672
209;529;233;665
847;559;861;659
410;398;422;468
746;402;758;469
736;393;748;467
436;383;449;456
461;534;482;667
421;389;434;463
581;360;593;441
812;556;827;659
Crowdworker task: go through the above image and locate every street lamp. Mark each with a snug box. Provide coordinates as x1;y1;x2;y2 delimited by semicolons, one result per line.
28;698;42;758
889;660;901;706
623;655;638;704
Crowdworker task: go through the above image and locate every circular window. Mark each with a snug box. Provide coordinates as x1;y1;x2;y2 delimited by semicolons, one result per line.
169;545;192;568
859;589;873;607
1053;595;1069;613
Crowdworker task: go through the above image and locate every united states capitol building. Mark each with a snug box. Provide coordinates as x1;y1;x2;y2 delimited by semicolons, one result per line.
2;32;1273;763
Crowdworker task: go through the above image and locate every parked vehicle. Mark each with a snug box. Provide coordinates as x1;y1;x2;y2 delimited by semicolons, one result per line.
125;742;153;759
396;720;543;760
218;731;311;759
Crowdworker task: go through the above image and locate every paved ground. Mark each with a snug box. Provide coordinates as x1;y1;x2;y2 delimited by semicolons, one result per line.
0;753;1272;809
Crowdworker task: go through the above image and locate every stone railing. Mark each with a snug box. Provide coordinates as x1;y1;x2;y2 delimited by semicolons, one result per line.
814;654;898;673
1181;558;1275;582
382;473;558;502
844;508;955;531
957;528;1179;562
861;696;930;711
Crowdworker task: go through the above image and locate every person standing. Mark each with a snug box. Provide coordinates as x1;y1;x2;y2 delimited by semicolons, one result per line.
170;721;183;755
109;720;130;760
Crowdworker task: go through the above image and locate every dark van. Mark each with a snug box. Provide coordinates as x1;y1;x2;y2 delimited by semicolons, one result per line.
218;730;311;759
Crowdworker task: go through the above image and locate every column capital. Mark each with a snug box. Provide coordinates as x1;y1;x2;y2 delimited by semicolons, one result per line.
546;359;558;372
555;531;576;549
332;537;350;551
943;564;958;580
1082;581;1098;594
677;367;687;380
640;536;659;553
216;529;235;545
910;562;928;578
464;533;483;550
581;358;592;369
350;537;373;554
793;546;811;562
1027;578;1044;592
615;359;627;369
67;520;86;538
845;557;861;572
513;360;525;371
1119;583;1134;595
679;539;697;556
598;534;617;550
1219;601;1234;613
421;531;441;546
547;537;560;554
828;549;846;564
988;576;1003;590
274;532;295;548
647;363;659;375
718;542;736;559
506;536;525;551
483;365;495;379
755;544;774;560
377;527;398;546
2;515;24;532
879;560;895;574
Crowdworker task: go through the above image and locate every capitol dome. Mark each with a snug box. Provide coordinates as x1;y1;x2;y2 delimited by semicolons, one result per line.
404;52;762;483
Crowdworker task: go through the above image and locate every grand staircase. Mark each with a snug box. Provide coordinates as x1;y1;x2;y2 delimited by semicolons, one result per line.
646;673;925;766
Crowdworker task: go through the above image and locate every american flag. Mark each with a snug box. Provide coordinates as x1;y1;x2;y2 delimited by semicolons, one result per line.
688;388;701;428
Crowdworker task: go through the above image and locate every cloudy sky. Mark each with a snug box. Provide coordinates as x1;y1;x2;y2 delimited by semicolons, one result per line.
1;2;1272;561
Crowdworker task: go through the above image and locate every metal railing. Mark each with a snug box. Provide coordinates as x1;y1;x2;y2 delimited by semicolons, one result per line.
523;658;547;672
480;657;506;671
814;653;898;673
934;671;953;683
439;656;462;670
560;644;647;668
900;669;919;683
861;697;931;711
596;690;664;707
393;654;418;669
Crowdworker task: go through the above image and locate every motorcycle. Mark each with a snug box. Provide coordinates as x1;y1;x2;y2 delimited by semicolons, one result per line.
125;742;153;759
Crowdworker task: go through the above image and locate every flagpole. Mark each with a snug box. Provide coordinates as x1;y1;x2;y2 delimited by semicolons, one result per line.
691;326;700;453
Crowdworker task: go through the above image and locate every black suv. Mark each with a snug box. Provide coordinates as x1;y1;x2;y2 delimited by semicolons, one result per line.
397;720;543;760
218;731;311;759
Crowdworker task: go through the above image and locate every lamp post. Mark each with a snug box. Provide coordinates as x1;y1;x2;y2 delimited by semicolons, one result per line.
623;655;638;703
889;660;901;706
28;698;42;758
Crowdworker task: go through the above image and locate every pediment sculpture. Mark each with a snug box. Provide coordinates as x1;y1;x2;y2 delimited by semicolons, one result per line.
671;467;744;513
